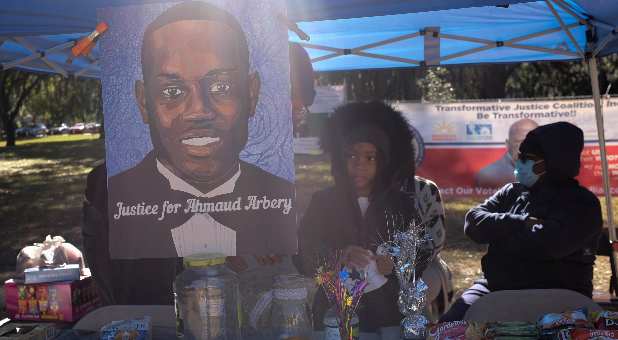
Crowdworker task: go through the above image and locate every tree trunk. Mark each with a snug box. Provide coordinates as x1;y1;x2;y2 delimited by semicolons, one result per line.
3;116;16;147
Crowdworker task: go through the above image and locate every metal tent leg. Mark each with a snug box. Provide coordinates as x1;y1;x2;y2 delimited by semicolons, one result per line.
588;56;618;297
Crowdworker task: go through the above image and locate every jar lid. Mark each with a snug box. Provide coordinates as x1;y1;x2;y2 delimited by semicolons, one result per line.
184;253;226;268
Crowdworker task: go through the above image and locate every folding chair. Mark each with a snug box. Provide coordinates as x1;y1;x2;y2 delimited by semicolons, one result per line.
464;289;602;322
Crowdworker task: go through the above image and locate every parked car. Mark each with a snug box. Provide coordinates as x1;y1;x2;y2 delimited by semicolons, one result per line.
50;123;69;135
84;122;101;133
16;124;48;138
29;124;48;137
15;127;28;138
69;123;86;134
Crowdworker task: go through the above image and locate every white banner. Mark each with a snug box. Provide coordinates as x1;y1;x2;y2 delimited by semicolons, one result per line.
392;98;618;196
394;98;618;146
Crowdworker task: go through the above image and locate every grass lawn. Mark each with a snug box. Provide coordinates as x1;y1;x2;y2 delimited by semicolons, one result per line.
0;134;105;315
0;134;614;316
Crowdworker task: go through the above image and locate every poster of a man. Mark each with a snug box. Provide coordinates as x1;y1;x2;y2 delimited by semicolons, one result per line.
101;1;296;259
475;118;538;188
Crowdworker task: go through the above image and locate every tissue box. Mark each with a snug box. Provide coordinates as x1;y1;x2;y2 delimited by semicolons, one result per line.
4;275;100;322
24;264;80;284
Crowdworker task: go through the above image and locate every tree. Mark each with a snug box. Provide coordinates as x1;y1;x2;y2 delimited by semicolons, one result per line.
314;55;618;102
26;75;102;127
417;67;455;102
0;69;41;147
506;55;618;98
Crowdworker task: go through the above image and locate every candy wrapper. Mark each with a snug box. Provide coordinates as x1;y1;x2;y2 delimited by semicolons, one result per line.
538;308;590;331
569;329;618;340
100;316;151;340
538;308;591;339
484;321;539;338
427;321;468;340
378;212;432;339
592;311;618;330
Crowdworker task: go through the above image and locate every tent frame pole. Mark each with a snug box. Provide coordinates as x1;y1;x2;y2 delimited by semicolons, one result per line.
12;37;68;77
553;0;588;24
588;57;615;240
545;0;585;57
593;30;618;57
302;21;583;67
0;39;74;73
588;56;618;296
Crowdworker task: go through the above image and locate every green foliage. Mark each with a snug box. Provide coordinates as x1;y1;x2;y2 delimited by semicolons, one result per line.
315;56;618;102
0;69;42;146
506;55;618;98
0;70;103;147
25;75;102;126
417;67;455;102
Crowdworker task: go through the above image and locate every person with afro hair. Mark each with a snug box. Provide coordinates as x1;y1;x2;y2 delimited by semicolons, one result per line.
297;101;449;335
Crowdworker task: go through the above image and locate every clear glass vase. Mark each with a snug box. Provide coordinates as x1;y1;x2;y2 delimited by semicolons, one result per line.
323;307;359;340
270;274;313;340
174;255;241;340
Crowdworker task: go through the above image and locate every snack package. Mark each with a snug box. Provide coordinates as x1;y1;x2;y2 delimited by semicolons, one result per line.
465;322;487;340
427;321;468;340
538;308;590;332
485;321;539;338
592;311;618;330
569;329;618;340
100;316;151;340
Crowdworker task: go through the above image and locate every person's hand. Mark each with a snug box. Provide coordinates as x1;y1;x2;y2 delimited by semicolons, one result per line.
374;255;394;275
343;246;372;270
525;216;545;232
225;256;248;273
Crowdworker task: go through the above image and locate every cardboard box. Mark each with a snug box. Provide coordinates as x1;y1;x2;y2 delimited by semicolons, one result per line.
4;276;100;322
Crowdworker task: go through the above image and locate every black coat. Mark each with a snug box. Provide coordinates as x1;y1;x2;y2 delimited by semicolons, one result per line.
298;185;415;332
107;151;296;259
83;150;296;306
297;102;420;332
465;122;602;297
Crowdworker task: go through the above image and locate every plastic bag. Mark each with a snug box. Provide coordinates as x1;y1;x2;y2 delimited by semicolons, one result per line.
16;235;85;275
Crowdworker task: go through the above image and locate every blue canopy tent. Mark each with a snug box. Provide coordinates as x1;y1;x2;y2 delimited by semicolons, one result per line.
1;0;618;268
3;1;618;74
284;1;618;248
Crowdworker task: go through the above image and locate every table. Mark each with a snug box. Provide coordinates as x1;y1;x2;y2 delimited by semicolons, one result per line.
1;306;406;339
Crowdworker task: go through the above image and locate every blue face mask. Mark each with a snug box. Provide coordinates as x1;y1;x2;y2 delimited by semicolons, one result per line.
514;159;543;188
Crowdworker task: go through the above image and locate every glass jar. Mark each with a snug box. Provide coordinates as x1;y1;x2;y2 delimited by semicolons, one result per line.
174;254;240;340
323;307;359;340
270;274;313;340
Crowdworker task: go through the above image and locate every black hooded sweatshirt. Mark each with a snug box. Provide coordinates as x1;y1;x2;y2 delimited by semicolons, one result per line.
465;122;602;297
297;101;419;332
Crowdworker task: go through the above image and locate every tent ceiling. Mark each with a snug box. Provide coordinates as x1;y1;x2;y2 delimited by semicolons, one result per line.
0;0;616;77
0;0;540;37
292;0;589;71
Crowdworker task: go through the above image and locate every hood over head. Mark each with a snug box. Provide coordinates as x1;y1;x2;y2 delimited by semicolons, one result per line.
320;101;415;195
519;121;583;180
